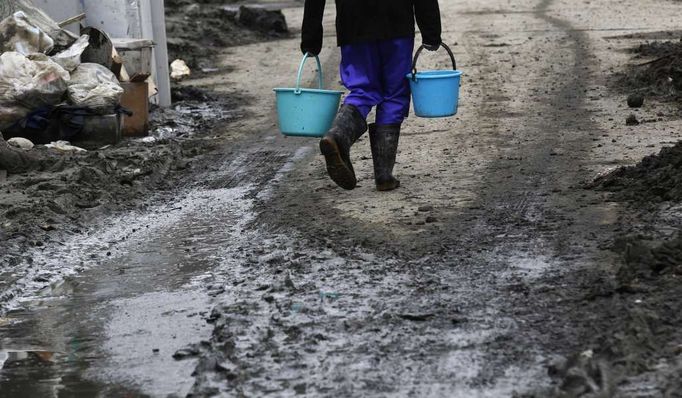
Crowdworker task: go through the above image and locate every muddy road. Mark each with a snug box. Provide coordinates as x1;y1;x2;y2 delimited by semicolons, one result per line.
2;0;682;397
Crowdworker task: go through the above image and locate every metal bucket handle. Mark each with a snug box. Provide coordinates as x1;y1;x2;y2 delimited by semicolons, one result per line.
411;43;457;81
296;53;324;94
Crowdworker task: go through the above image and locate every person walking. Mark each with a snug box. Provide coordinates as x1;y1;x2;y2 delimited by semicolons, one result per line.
301;0;442;191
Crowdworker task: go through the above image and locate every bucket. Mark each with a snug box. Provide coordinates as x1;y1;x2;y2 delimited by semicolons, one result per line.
274;54;344;137
407;43;462;118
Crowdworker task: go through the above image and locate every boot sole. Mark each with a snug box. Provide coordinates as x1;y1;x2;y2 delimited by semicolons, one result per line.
376;179;400;192
320;137;357;190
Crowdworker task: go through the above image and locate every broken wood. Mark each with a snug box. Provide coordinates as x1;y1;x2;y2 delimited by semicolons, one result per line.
58;13;86;28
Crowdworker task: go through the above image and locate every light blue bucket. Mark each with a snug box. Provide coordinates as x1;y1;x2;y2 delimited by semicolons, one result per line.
274;54;344;137
406;43;462;118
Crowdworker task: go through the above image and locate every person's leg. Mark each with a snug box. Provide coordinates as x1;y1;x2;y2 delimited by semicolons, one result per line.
339;42;383;119
320;42;382;190
376;37;414;125
370;37;415;191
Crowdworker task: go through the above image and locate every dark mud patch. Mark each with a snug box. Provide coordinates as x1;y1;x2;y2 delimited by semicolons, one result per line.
590;141;682;203
582;139;682;398
165;0;290;70
614;38;682;101
0;87;249;297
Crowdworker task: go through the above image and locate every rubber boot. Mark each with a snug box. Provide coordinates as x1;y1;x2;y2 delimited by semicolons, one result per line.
319;104;368;190
369;123;401;191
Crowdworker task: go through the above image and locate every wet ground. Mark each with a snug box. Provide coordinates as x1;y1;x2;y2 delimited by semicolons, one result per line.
2;0;682;397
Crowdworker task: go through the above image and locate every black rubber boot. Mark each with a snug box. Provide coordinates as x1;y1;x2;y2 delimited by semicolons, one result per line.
369;123;401;191
319;104;367;190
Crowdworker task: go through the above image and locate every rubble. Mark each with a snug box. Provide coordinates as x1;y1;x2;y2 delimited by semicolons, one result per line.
7;137;33;150
170;59;191;81
0;11;54;54
67;63;124;111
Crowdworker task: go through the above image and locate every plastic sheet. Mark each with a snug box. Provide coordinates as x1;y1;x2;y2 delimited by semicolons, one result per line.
0;52;69;129
0;0;78;49
67;63;124;111
0;11;54;55
52;34;90;72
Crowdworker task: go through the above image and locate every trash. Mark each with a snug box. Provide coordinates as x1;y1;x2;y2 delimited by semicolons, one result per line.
80;27;114;70
120;82;150;136
67;63;124;111
0;11;54;55
170;59;191;81
0;52;69;128
44;140;86;152
0;104;30;131
111;38;154;82
0;0;78;50
7;137;34;150
627;93;644;108
70;113;123;150
51;34;90;72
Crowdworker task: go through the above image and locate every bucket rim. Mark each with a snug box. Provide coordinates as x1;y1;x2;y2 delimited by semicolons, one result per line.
274;87;344;95
406;70;463;80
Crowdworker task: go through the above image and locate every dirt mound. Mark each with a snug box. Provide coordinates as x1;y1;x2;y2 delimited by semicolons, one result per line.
617;39;682;100
164;1;290;69
590;141;682;203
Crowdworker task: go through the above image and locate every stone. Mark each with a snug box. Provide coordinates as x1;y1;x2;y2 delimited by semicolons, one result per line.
7;137;34;150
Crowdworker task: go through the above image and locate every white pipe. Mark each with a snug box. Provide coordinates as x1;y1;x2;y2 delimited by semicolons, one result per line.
149;0;171;107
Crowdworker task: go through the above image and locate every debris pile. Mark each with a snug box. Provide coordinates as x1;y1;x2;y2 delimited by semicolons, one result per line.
591;142;682;203
164;0;289;70
619;39;682;100
0;1;162;177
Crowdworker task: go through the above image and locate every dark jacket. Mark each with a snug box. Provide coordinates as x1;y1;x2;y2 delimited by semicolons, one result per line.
301;0;442;55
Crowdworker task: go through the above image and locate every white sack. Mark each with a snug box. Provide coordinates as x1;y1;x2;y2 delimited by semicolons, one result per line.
67;63;124;111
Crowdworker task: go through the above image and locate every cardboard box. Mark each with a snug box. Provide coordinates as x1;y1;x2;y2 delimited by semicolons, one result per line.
120;81;150;136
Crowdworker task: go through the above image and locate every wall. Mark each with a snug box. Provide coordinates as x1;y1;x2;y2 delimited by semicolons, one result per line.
31;0;82;33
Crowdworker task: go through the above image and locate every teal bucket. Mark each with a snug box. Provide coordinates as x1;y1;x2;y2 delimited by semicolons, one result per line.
407;43;462;118
274;54;343;137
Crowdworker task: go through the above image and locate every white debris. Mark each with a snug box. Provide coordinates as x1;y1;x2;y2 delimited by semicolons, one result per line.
170;59;191;81
7;137;34;150
45;141;87;153
67;63;124;111
52;34;90;72
0;11;54;55
0;51;69;129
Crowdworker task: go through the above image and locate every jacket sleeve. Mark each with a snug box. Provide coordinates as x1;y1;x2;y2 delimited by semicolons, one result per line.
414;0;442;46
301;0;326;55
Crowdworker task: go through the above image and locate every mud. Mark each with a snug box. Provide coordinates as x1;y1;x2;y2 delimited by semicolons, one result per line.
3;0;682;397
616;39;682;101
164;0;291;70
0;88;246;307
592;141;682;203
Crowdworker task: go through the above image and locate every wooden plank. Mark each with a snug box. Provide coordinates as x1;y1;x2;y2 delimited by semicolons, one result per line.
58;13;86;28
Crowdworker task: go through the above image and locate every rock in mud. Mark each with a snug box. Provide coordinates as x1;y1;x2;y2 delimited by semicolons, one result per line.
625;114;640;126
7;137;34;150
626;93;644;108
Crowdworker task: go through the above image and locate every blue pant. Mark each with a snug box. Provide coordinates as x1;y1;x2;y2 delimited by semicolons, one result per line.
340;37;415;125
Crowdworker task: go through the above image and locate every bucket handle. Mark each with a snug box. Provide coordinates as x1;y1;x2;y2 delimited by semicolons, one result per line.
295;53;324;94
411;43;457;81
